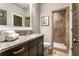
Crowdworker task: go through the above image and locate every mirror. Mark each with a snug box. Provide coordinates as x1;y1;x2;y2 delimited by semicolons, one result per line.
0;9;7;25
0;3;31;28
13;3;30;27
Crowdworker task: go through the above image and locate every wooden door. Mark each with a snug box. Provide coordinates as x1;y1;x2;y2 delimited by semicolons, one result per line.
53;10;66;44
52;7;69;52
72;3;79;56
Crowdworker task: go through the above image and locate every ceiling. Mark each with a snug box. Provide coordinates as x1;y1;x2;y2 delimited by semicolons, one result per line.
14;3;30;10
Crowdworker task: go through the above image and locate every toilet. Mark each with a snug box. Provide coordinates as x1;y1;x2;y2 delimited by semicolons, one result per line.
44;42;50;48
44;42;51;55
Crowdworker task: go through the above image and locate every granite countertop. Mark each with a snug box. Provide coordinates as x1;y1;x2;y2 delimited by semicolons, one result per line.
0;34;43;53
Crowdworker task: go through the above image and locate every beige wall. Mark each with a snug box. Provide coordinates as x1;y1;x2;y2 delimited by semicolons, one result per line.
25;8;30;17
32;4;40;33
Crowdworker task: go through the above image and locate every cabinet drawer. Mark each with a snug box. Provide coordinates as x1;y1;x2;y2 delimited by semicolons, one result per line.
9;43;28;56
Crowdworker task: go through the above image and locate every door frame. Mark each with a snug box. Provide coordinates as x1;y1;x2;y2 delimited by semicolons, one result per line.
51;7;69;53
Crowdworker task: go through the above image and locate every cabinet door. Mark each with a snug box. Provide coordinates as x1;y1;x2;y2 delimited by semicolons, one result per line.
29;45;37;56
38;42;43;56
37;36;44;56
28;37;39;56
21;50;28;56
0;50;12;56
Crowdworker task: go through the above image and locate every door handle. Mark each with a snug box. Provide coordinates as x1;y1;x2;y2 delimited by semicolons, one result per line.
73;39;79;43
73;34;78;43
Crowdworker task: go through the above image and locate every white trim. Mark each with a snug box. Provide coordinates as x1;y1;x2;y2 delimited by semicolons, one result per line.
0;26;32;31
30;3;33;29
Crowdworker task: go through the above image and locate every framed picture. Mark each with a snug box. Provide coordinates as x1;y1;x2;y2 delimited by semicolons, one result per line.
41;16;49;26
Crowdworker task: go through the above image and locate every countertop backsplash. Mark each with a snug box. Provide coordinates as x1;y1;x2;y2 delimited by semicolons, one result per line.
15;30;33;36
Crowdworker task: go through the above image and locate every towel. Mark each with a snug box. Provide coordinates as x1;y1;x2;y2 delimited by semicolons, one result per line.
1;30;16;36
0;35;6;42
0;30;19;41
6;33;19;41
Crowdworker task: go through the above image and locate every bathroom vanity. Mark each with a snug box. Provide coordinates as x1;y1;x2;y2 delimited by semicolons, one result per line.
0;34;44;56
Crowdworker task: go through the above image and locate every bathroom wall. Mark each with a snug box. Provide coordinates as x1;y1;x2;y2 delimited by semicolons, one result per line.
40;3;72;55
32;4;40;33
25;8;30;17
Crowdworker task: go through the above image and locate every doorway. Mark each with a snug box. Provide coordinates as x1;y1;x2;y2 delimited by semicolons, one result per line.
52;7;69;56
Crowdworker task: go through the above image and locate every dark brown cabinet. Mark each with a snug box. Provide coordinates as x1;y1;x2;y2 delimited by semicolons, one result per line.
37;37;43;56
38;42;43;56
0;36;44;56
29;45;37;56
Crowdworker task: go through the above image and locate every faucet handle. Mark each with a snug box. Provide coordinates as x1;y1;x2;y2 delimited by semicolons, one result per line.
26;31;32;35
